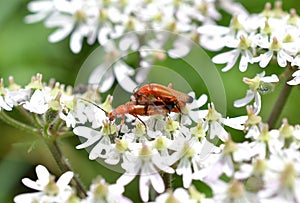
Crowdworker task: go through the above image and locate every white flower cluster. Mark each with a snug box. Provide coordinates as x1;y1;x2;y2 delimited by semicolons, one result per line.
199;1;300;83
71;96;299;202
71;89;248;202
4;74;299;202
0;73;101;134
25;0;247;53
14;165;131;203
25;0;248;94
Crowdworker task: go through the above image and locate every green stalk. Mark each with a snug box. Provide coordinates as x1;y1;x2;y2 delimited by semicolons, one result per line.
0;111;39;135
162;172;173;190
44;137;87;198
267;64;296;128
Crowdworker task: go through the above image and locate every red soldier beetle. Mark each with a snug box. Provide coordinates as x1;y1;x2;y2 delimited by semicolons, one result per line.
132;83;193;113
79;98;179;133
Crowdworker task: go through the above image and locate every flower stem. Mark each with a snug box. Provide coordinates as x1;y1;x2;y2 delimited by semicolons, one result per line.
45;138;87;198
267;64;296;128
0;111;39;135
162;172;173;190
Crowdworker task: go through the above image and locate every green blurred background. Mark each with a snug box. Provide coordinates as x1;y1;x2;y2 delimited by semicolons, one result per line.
1;0;300;202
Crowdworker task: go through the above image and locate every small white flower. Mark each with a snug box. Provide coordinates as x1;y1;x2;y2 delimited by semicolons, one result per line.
43;0;95;53
23;89;51;114
257;36;294;68
117;143;174;202
88;42;137;93
181;92;208;124
14;165;74;203
104;139;131;165
259;149;300;202
170;134;218;188
73;123;116;160
200;140;238;182
7;88;30;106
212;35;256;72
203;103;228;141
208;179;260;203
82;178;132;203
234;71;279;114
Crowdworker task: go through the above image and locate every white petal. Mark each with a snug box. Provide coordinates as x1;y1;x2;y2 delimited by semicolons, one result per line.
223;116;247;130
73;126;101;139
259;51;273;68
239;51;251;72
261;74;279;83
27;1;53;12
21;178;41;191
89;142;111;160
56;171;73;188
223;156;234;177
194;94;208;109
197;25;229;35
98;27;111;45
292;69;300;77
182;166;192;188
107;7;122;23
119;34;139;51
135;67;151;84
168;39;191;58
36;165;50;185
76;135;102;149
117;173;136;186
150;173;165;193
14;192;43;202
287;75;300;85
234;90;255;107
70;31;84;53
253;92;261;114
209;121;228;141
212;49;238;64
200;35;226;51
212;49;240;72
277;50;293;67
25;13;49;24
139;175;150;202
221;51;240;72
89;65;115;93
105;152;121;165
73;126;102;149
0;97;12;111
152;155;175;174
114;61;137;93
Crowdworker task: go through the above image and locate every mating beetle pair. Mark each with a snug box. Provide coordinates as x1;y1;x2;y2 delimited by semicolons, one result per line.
86;83;193;130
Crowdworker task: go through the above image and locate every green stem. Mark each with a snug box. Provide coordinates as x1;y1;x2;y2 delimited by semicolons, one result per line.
162;172;173;190
267;64;296;128
32;113;44;128
57;131;75;138
44;138;87;198
0;111;39;135
16;106;37;126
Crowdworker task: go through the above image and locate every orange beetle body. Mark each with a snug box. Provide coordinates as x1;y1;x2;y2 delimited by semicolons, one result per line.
133;83;193;112
108;101;179;127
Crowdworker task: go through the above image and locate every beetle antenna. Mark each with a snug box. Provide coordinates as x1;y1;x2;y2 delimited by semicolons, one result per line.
78;98;108;116
79;98;116;136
